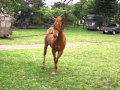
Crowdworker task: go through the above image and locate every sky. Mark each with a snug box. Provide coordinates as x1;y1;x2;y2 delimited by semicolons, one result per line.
45;0;80;7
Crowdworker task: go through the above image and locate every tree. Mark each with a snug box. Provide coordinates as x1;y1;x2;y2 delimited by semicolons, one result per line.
37;7;53;22
52;2;65;8
88;0;118;22
72;0;88;25
0;0;26;13
113;2;120;23
0;0;45;28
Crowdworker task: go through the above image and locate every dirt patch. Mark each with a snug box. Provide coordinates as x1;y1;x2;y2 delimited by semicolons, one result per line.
0;41;95;50
102;79;113;87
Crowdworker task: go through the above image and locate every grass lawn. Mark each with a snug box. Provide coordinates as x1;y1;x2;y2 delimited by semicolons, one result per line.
0;45;120;90
1;26;120;45
0;27;120;90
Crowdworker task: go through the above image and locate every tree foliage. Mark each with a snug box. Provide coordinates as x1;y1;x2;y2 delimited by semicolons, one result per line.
37;7;53;23
72;0;88;25
88;0;118;22
113;3;120;23
1;0;120;27
52;2;65;8
0;0;26;13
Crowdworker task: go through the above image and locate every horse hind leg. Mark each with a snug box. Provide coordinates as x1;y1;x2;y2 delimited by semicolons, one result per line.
51;50;63;76
41;42;48;68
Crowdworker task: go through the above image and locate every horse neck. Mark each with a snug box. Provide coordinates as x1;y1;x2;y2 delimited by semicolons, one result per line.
57;30;64;40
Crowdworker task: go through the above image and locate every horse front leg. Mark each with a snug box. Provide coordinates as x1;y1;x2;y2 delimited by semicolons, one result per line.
51;49;56;75
51;50;63;76
41;42;48;68
52;49;57;63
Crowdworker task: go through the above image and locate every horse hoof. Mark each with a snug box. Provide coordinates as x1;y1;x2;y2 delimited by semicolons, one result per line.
51;71;57;76
41;65;45;69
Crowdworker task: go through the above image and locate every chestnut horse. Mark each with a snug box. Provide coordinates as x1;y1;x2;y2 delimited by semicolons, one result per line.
41;16;66;76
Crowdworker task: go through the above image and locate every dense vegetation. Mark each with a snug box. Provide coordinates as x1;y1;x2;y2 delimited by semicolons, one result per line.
0;0;120;28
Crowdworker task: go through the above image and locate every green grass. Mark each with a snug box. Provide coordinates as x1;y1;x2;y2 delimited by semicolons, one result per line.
0;28;46;45
0;26;120;90
1;26;120;45
0;44;120;90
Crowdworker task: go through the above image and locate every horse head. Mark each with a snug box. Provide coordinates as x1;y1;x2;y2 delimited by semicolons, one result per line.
53;16;64;31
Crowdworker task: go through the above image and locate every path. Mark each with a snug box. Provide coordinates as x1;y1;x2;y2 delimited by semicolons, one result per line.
0;42;94;50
